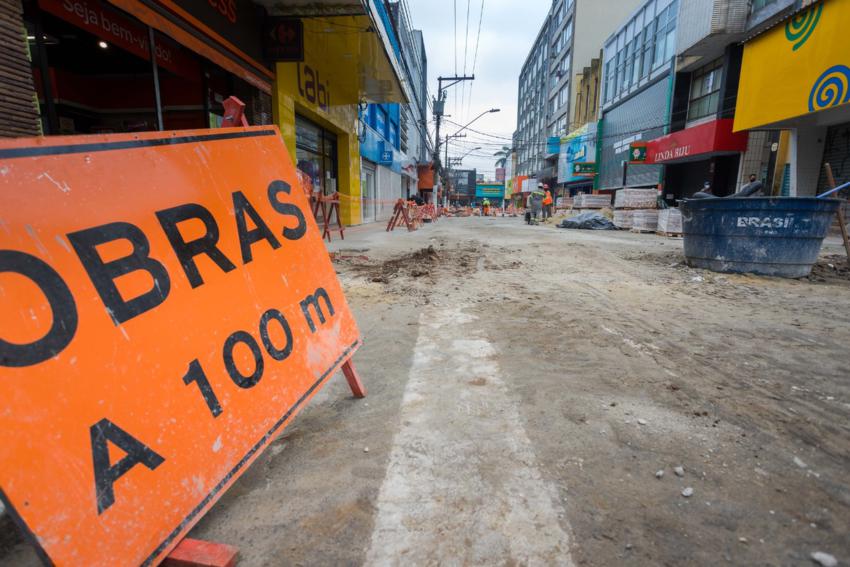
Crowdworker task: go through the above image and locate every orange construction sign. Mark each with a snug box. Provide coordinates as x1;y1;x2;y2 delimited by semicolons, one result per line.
0;127;362;566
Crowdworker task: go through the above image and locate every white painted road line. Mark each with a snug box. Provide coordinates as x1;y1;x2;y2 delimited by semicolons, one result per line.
365;308;575;566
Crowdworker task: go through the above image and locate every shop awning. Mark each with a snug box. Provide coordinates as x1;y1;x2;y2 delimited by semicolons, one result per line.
734;0;850;131
645;119;748;164
255;0;410;104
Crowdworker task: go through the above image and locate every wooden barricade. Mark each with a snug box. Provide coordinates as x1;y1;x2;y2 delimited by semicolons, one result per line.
311;191;345;242
387;199;416;232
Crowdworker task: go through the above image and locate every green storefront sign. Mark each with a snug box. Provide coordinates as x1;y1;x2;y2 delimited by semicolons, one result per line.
572;162;597;177
629;143;647;163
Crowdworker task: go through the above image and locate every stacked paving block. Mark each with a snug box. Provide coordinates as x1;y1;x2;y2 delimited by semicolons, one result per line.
612;210;635;229
632;210;660;232
656;208;683;236
574;193;612;210
614;188;658;209
613;188;658;231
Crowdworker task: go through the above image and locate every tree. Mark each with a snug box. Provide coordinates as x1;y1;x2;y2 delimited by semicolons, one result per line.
493;146;512;169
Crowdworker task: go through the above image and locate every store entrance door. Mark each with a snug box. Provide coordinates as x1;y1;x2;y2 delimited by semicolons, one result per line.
361;163;376;224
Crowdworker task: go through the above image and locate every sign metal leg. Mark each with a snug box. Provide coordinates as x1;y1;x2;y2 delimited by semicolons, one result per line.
341;360;367;398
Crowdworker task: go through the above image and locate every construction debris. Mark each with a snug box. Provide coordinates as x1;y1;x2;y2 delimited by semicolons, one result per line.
558;212;617;230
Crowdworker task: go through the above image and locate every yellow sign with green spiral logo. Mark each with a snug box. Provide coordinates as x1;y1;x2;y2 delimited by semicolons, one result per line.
785;3;822;50
735;0;850;131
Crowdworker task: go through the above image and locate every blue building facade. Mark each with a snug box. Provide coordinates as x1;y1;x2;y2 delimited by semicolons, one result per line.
358;0;429;223
360;103;403;174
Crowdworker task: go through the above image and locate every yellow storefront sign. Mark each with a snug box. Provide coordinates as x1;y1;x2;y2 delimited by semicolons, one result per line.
734;0;850;131
272;16;407;225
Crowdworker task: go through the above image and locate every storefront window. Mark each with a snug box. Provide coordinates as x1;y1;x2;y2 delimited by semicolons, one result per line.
22;0;270;135
687;59;723;122
25;0;160;134
295;115;338;195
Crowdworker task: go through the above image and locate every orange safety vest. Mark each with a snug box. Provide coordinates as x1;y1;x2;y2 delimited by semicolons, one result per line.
543;191;553;205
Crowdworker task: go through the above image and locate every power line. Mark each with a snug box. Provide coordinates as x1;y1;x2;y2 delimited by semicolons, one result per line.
453;0;458;121
465;0;485;121
461;0;472;124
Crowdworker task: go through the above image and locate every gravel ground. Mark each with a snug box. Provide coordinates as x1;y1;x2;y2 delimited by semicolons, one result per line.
3;216;848;566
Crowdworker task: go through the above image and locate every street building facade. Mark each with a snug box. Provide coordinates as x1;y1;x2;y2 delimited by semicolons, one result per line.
514;20;551;182
2;0;418;226
513;0;643;192
735;0;850;197
556;52;601;195
359;0;430;223
597;0;680;191
641;0;752;201
448;168;476;205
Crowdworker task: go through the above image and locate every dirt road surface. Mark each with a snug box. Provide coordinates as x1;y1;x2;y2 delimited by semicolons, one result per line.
2;217;848;566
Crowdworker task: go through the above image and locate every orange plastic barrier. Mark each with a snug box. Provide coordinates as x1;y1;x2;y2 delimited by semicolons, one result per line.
0;126;363;566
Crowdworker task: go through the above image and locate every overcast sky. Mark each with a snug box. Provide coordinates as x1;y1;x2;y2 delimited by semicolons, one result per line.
408;0;552;178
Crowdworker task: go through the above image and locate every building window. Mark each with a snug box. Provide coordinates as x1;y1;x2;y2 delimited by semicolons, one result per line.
641;22;654;78
563;20;573;47
652;0;678;69
632;34;642;84
375;106;388;138
559;54;570;77
687;59;723;122
751;0;776;12
615;49;625;94
604;58;615;103
558;84;569;108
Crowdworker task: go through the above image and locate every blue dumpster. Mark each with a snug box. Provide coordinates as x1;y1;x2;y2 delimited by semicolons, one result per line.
681;197;841;278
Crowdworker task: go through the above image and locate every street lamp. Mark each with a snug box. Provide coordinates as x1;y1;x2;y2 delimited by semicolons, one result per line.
451;108;500;137
456;146;482;163
443;109;499;205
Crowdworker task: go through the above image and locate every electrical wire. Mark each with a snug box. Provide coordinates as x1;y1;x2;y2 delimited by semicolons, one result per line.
465;0;485;122
460;0;472;124
453;0;458;121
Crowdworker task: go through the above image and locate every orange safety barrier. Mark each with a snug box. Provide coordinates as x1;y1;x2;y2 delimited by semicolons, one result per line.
311;191;345;242
386;199;416;232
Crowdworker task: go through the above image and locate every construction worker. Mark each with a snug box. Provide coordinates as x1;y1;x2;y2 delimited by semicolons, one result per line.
482;198;491;216
542;186;554;219
530;183;545;223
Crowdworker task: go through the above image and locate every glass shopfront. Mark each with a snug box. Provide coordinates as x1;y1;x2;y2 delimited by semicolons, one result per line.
22;0;271;135
295;114;338;195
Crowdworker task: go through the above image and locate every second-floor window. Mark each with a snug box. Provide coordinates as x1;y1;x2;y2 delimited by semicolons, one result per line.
687;59;723;122
751;0;777;12
653;0;678;70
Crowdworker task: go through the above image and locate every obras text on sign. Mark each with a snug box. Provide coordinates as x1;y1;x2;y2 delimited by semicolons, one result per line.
0;127;361;566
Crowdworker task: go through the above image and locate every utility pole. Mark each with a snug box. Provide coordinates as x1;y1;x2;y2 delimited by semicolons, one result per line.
444;133;466;172
443;133;466;203
433;75;474;204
